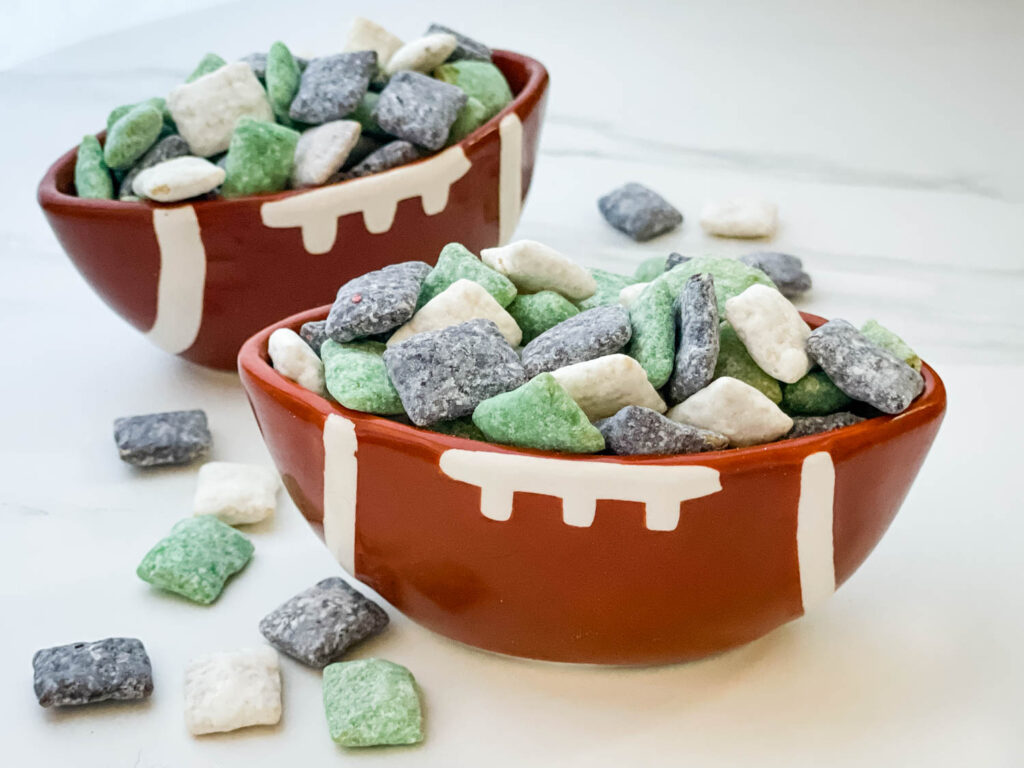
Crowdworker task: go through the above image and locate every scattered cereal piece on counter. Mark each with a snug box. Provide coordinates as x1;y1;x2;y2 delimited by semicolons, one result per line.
290;51;377;125
426;23;492;62
167;60;274;156
725;283;811;384
383;319;526;425
322;340;405;414
300;320;329;355
596;406;728;455
132;156;225;202
667;376;793;446
344;139;420;178
221;117;300;197
660;255;775;314
806;319;924;414
114;409;211;467
418;242;517;308
550;353;666;421
665;251;691;271
481;240;597;301
385;33;458;76
625;280;676;388
74;135;113;199
782;369;852;415
446;95;488;144
473;373;606;453
323;659;423;747
137;516;254;604
290;120;362;188
507;290;579;344
184;647;281;735
433;60;512;121
259;577;389;668
668;273;719;403
787;412;865;439
739;251;811;298
388;279;522;347
617;281;649;309
119;134;191;200
269;327;326;393
700;197;778;239
265;41;302;126
186;52;226;83
634;255;667;282
103;102;163;170
714;322;782;404
326;261;432;342
521;305;632;377
577;268;635;310
861;319;922;371
597;182;683;241
343;17;404;73
431;417;486;440
373;70;467;151
194;461;280;526
33;638;153;708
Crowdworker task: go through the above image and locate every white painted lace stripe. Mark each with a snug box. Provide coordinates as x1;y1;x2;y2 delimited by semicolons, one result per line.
146;206;206;354
497;113;523;245
323;414;358;574
796;451;836;612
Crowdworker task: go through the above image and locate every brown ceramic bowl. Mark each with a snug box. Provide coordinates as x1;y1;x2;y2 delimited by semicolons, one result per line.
239;306;946;666
37;51;548;370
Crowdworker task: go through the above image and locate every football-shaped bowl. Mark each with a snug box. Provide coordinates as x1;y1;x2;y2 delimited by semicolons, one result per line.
238;306;946;665
38;51;548;370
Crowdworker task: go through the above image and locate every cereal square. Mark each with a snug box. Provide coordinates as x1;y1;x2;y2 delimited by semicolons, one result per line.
193;462;280;526
113;409;211;468
184;647;281;735
33;637;153;708
322;659;423;747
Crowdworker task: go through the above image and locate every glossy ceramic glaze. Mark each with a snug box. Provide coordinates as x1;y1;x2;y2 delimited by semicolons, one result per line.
37;52;548;370
238;306;946;666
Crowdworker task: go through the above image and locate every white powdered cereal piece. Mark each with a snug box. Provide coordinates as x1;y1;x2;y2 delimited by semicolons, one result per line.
551;354;667;421
132;156;225;202
194;462;280;525
384;33;458;76
618;282;650;309
290;120;362;188
725;283;812;384
480;240;597;301
387;279;522;347
268;328;327;395
167;61;274;156
700;198;778;238
343;17;404;70
184;647;282;736
666;377;793;447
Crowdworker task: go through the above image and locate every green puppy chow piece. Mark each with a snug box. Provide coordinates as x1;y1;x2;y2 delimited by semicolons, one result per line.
430;417;485;441
323;659;423;747
577;268;636;311
662;255;775;314
782;369;851;415
186;52;227;82
137;516;253;605
417;242;517;308
74;135;114;199
346;91;384;136
507;291;579;344
433;60;512;120
473;373;605;453
103;103;163;170
322;340;404;414
626;280;675;388
715;322;782;404
446;96;487;145
861;319;921;372
266;41;301;126
107;97;172;132
633;255;667;283
220;117;299;198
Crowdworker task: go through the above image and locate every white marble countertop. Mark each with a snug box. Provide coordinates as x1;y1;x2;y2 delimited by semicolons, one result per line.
1;1;1022;765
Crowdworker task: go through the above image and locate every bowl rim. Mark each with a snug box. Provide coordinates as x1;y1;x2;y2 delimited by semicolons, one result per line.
37;49;549;212
238;303;948;467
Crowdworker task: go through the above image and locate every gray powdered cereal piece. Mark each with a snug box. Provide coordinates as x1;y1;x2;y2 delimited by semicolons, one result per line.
521;305;632;377
290;52;376;125
806;319;924;414
299;320;329;355
739;252;812;298
345;140;420;179
383;319;526;426
373;71;468;151
786;411;865;439
241;52;308;82
114;409;211;467
426;23;492;61
259;577;388;668
597;406;729;455
33;638;153;708
665;252;691;271
326;261;432;343
118;135;191;200
598;182;683;242
668;273;719;403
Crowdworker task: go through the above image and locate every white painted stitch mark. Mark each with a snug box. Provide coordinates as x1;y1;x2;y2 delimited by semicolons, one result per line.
260;146;472;254
498;113;523;245
796;451;836;612
323;414;358;574
146;206;206;354
439;450;721;531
